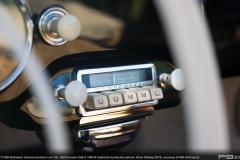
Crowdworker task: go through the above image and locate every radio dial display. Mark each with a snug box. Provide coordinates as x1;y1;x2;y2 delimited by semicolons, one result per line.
82;68;152;88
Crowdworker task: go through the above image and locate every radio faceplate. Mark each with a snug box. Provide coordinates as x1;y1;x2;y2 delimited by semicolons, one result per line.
75;63;159;117
77;64;158;92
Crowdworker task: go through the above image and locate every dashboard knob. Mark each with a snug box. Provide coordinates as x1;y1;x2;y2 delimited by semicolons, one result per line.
58;81;87;107
159;68;186;91
51;14;81;41
38;7;81;45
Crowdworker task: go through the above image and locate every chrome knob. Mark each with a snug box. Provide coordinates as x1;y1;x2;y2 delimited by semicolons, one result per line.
159;68;186;91
38;7;81;45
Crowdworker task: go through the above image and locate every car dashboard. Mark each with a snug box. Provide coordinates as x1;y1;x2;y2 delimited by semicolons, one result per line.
0;0;240;156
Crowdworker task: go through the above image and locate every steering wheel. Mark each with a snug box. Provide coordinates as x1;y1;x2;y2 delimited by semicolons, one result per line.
154;0;229;152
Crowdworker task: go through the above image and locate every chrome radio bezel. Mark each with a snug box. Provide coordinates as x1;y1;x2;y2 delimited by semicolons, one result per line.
76;63;158;117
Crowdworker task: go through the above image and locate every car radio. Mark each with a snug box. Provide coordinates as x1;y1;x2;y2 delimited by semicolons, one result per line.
72;63;163;122
23;61;181;152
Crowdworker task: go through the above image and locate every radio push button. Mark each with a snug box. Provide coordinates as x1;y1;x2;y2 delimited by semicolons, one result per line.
101;91;123;107
142;86;163;100
129;88;151;102
85;93;108;109
115;89;138;104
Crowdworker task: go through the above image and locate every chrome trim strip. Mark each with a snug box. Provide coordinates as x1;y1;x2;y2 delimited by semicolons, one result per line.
0;1;33;91
86;81;154;92
79;106;154;126
80;100;157;117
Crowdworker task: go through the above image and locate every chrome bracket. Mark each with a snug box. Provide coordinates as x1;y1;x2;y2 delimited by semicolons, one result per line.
75;120;142;152
54;84;65;102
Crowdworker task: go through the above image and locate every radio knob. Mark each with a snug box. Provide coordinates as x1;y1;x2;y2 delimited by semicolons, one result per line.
159;68;186;91
56;81;87;107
